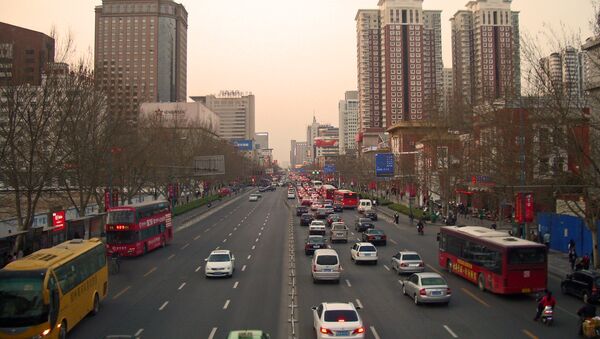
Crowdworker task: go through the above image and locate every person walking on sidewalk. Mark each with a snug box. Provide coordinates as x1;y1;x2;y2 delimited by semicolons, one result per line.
394;213;399;224
568;239;576;253
569;247;578;271
543;232;551;251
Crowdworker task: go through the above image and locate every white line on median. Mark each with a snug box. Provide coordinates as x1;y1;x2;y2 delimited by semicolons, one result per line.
229;233;232;236
223;299;230;309
252;245;256;250
180;243;189;250
135;329;144;337
158;301;169;311
195;265;202;272
242;265;247;271
233;281;239;289
444;325;458;338
370;326;381;339
247;255;252;260
345;279;352;287
383;265;390;271
223;239;227;243
194;235;201;240
355;299;363;309
208;327;217;339
178;282;186;290
255;238;259;242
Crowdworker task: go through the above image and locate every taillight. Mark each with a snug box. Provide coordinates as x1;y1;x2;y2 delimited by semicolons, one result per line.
419;288;427;296
312;264;316;272
419;262;424;267
446;288;452;295
352;327;365;334
382;235;387;239
320;327;333;335
400;263;408;267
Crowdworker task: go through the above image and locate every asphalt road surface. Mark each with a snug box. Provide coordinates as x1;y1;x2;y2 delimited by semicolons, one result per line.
69;188;584;339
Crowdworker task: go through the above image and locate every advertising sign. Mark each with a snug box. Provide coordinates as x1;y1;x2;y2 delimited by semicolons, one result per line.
233;139;254;151
104;189;111;211
375;153;395;177
52;210;66;232
324;164;336;174
515;192;534;223
314;138;339;148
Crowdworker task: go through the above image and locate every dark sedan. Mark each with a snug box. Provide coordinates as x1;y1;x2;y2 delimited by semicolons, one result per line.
361;229;387;245
326;214;342;227
355;218;375;232
296;206;308;216
561;270;600;303
333;204;343;212
365;210;378;221
315;208;330;220
300;213;314;226
304;235;328;255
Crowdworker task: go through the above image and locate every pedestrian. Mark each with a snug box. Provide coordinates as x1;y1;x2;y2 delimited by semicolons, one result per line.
582;254;591;270
543;232;551;251
394;213;399;224
569;248;577;271
490;223;497;230
409;211;414;225
577;301;597;336
568;239;576;253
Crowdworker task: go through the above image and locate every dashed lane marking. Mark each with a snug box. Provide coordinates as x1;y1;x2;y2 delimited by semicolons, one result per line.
215;246;220;250
223;239;227;243
370;326;381;339
223;299;230;309
426;264;445;276
112;286;131;300
180;243;189;250
389;239;398;245
195;265;202;272
158;301;169;311
252;245;256;250
229;233;232;236
193;234;201;240
242;265;247;271
522;329;538;339
208;327;217;339
135;329;144;337
178;282;186;290
460;287;491;308
383;265;390;271
167;254;175;260
255;238;259;242
355;299;363;309
233;281;239;289
143;267;157;277
345;279;352;287
247;255;252;260
444;325;458;338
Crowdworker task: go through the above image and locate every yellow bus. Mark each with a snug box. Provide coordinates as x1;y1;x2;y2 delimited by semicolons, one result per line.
0;238;108;339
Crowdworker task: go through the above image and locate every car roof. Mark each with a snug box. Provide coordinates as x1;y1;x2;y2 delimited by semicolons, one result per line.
314;249;338;256
398;250;419;255
413;272;443;279
358;218;372;222
356;242;375;246
322;302;357;311
210;250;231;255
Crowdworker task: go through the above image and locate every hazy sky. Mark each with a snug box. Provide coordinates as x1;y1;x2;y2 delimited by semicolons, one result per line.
2;0;595;165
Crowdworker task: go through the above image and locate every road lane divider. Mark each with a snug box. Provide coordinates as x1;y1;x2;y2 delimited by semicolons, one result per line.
229;233;232;236
460;287;491;308
247;255;252;260
252;245;256;250
389;239;398;245
180;243;189;250
178;282;186;290
193;234;201;240
223;299;230;310
233;281;239;289
242;265;247;271
355;299;363;309
135;329;143;337
426;264;444;276
167;254;175;260
522;329;538;339
143;267;157;277
345;279;352;287
112;286;131;300
443;325;458;338
158;301;169;311
223;239;227;243
208;327;217;339
370;326;381;339
195;265;202;272
255;238;260;242
383;265;390;271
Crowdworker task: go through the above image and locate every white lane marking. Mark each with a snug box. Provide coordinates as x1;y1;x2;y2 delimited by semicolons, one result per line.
215;246;220;250
356;237;361;241
247;255;252;260
194;234;201;240
178;282;186;290
355;299;363;309
370;326;381;339
228;233;232;236
242;265;247;271
255;238;259;242
158;301;169;311
351;232;355;235
389;238;398;245
195;265;202;272
383;265;390;271
345;279;352;287
167;254;175;260
233;281;239;289
135;329;144;337
204;229;210;233
208;327;217;339
261;227;264;230
238;223;241;226
223;299;230;309
223;239;227;243
258;232;262;236
181;243;189;250
234;227;238;231
252;245;256;250
444;325;458;338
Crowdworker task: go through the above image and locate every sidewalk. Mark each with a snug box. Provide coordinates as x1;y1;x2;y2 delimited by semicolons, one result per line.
376;203;572;279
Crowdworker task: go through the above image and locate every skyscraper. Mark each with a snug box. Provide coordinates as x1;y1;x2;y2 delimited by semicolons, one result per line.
0;22;55;86
94;0;188;122
356;9;382;134
451;0;521;106
338;90;359;155
191;91;255;141
254;132;269;150
442;68;454;116
290;140;309;168
540;46;584;100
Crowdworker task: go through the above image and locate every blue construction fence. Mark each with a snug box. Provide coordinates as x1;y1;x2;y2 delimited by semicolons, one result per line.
537;212;600;256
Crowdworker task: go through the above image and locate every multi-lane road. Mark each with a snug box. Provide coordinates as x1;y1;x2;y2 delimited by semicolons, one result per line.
70;188;584;339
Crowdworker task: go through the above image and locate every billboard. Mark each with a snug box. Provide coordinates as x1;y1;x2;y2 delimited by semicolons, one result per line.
233;139;253;151
194;155;225;176
515;192;535;223
324;164;336;174
314;138;339;148
375;153;394;177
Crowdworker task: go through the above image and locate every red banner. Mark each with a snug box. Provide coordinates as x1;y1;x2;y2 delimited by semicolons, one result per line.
314;138;339;147
515;192;534;223
52;210;66;232
104;189;111;211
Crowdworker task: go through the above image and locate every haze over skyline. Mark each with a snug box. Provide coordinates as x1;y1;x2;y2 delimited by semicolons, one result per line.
2;0;594;166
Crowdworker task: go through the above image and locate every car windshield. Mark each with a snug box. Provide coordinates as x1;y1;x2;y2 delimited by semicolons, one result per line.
107;210;135;224
507;247;546;265
359;218;371;223
302;214;312;218
332;225;346;230
107;230;138;244
208;254;231;262
368;230;384;235
316;255;338;265
317;209;327;214
359;246;376;252
329;214;339;219
0;270;47;328
421;277;446;286
402;254;421;261
308;237;325;244
324;310;358;322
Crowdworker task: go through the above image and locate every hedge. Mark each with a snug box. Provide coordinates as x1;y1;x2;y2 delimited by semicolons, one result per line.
173;194;220;216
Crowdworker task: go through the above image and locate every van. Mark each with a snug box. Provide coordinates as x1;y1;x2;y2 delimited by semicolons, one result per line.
357;199;372;213
330;222;348;243
312;249;341;283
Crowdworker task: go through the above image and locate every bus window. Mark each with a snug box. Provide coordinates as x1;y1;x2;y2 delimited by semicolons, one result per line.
508;247;546;265
0;270;47;327
107;211;135;224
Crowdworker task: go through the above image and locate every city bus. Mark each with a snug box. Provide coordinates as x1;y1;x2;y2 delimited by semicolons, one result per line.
333;190;359;209
106;200;172;257
320;184;337;200
438;226;547;294
0;238;108;339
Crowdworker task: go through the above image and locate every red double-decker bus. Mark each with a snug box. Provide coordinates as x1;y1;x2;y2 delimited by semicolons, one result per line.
333;190;358;209
438;226;547;294
321;184;337;200
106;200;173;257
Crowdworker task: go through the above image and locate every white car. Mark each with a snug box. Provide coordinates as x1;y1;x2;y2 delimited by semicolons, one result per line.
312;302;365;339
391;250;425;274
350;242;378;265
287;192;296;199
204;250;235;278
249;194;259;202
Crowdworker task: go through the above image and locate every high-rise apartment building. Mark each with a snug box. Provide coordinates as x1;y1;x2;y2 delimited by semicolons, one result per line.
191;91;255;141
339;90;359;155
442;68;454;116
356;9;382;134
94;0;188;122
254;132;269;150
306;116;320;161
540;46;584;100
451;0;520;106
290;140;309;167
0;22;55;86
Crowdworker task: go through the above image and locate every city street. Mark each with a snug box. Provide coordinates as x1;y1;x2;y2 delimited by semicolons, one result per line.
68;188;585;339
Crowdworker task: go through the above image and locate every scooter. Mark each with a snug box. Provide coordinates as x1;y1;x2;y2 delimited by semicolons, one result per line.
540;306;554;326
417;224;424;235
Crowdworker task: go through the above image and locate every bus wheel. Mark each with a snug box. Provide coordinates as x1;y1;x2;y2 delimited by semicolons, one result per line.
446;260;453;274
91;293;100;316
59;321;67;339
478;274;486;292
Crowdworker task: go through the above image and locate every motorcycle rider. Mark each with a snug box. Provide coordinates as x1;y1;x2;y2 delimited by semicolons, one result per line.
417;219;424;235
534;290;556;321
577;301;597;336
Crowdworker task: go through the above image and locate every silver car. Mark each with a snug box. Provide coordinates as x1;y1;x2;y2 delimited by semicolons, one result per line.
330;222;349;243
391;251;425;274
400;272;451;305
